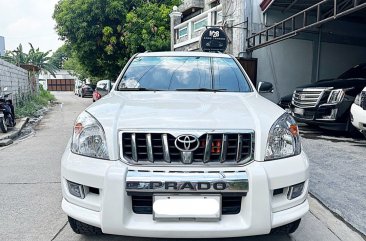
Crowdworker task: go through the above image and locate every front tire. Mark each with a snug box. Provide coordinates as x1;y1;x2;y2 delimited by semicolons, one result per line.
270;219;301;234
68;216;102;235
0;117;8;133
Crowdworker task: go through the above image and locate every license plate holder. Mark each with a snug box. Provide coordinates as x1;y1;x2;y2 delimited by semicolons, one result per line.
293;107;304;116
153;194;221;221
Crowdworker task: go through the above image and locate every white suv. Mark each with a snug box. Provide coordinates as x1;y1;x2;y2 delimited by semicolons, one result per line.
61;52;309;238
351;87;366;137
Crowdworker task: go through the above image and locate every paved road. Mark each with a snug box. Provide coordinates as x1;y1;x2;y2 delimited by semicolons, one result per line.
0;92;363;241
300;126;366;235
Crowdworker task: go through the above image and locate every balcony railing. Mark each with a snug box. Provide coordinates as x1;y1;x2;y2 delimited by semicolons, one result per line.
174;4;223;49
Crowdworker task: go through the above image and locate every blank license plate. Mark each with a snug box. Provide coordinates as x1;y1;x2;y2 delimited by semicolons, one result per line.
293;107;304;115
153;195;221;221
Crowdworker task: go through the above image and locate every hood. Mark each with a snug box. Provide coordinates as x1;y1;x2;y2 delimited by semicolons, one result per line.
86;91;285;160
298;78;366;90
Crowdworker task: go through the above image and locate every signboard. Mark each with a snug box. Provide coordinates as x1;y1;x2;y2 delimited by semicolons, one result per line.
200;27;228;52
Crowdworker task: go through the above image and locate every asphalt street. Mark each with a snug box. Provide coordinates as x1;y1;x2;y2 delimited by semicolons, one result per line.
0;92;364;241
300;126;366;235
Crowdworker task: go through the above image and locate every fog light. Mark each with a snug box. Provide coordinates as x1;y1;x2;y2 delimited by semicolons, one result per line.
287;182;305;200
322;109;338;120
67;180;85;199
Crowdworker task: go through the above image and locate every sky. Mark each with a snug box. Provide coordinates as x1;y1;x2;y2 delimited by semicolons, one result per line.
0;0;63;53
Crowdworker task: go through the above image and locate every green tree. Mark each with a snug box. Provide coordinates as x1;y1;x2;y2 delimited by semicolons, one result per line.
2;44;29;66
124;2;177;55
1;43;58;76
49;44;71;69
53;0;180;80
27;44;58;76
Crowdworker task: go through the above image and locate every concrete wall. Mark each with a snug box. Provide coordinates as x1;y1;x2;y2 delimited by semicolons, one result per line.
0;59;31;106
253;39;314;102
319;43;366;79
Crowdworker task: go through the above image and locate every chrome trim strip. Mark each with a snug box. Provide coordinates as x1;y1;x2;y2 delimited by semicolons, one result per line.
131;133;137;161
146;133;153;162
203;134;213;163
126;170;249;195
220;134;227;163
236;134;242;162
162;134;171;163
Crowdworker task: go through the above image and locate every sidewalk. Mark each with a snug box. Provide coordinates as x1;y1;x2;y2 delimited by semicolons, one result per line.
0;117;29;146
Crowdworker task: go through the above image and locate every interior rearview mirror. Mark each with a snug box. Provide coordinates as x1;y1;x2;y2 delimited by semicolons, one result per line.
258;82;273;93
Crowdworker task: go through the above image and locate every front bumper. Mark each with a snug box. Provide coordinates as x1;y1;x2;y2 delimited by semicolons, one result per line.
61;149;309;238
291;105;349;131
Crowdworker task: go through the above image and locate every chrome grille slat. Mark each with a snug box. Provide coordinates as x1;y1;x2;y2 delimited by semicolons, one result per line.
131;133;137;161
203;134;213;163
146;134;153;162
121;132;254;165
220;134;228;163
162;134;171;163
292;88;326;108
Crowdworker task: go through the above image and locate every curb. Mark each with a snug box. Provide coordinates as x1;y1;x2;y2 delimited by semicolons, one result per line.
0;117;29;144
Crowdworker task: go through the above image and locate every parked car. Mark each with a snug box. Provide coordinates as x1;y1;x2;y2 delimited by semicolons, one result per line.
74;83;82;95
78;84;96;98
350;87;366;137
279;63;366;132
61;52;309;238
92;80;114;102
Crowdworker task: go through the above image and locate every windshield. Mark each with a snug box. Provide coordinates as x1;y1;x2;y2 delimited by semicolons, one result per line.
337;64;366;79
117;56;252;92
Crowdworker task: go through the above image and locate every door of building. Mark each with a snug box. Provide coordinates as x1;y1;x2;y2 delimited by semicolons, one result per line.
47;79;75;91
237;58;257;87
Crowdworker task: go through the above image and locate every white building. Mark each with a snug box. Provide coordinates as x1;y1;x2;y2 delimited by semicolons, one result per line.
0;36;5;56
171;0;366;103
39;70;81;91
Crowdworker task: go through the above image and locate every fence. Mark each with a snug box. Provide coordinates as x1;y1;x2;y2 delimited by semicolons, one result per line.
0;59;33;106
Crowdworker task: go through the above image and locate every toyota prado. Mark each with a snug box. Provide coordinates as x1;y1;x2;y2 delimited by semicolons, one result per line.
61;52;309;238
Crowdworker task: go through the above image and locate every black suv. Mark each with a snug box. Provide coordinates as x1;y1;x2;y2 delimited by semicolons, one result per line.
279;64;366;132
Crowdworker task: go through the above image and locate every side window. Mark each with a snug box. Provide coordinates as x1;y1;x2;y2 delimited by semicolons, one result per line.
212;58;250;92
97;81;107;91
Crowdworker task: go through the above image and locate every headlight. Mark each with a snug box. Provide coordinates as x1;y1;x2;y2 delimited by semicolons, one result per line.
71;111;109;159
265;113;301;160
354;94;361;106
327;89;344;104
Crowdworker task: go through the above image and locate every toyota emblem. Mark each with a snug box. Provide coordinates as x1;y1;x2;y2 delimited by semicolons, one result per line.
174;134;199;152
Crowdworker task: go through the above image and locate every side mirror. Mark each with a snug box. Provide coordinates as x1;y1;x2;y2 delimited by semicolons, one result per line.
258;81;273;93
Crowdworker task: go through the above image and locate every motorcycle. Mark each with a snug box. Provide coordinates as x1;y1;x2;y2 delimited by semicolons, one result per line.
0;87;16;133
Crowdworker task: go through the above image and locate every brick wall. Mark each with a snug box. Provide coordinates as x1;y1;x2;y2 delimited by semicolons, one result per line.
0;59;31;106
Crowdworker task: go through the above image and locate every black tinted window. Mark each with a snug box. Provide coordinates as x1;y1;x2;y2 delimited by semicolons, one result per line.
338;64;366;79
118;56;251;92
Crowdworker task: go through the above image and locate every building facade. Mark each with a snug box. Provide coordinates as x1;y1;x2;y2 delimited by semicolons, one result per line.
0;36;5;57
171;0;366;103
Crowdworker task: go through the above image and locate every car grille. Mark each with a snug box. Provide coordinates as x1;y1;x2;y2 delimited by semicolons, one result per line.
131;195;242;215
292;88;326;108
121;132;254;165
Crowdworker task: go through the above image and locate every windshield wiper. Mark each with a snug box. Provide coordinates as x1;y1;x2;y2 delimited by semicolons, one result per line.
118;87;162;91
176;88;227;92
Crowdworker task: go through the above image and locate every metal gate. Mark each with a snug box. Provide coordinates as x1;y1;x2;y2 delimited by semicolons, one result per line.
47;79;75;91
